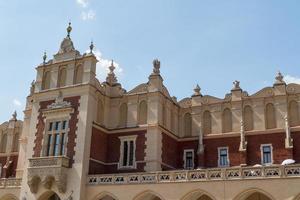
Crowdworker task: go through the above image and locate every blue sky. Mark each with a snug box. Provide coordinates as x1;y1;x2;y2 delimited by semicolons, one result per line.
0;0;300;122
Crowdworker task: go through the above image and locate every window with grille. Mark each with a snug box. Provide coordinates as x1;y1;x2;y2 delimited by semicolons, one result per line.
184;150;194;169
45;120;68;157
218;147;229;167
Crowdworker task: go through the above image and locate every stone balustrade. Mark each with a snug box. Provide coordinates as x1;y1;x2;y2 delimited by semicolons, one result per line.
29;156;70;168
0;178;22;188
87;164;300;185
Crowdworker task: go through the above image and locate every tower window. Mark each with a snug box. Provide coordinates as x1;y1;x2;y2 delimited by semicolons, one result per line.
119;135;137;169
184;149;194;170
218;147;229;167
261;144;273;165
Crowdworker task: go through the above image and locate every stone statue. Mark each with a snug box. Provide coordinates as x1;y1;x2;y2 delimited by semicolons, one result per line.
152;59;160;74
232;80;241;90
30;80;35;95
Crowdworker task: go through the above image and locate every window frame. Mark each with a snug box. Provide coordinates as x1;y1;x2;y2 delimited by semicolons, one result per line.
218;147;230;167
43;119;69;157
183;149;194;170
261;144;273;165
118;135;137;169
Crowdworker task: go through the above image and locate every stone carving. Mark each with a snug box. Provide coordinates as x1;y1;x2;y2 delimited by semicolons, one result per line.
11;111;17;121
47;91;71;109
239;119;247;151
284;114;293;148
43;52;47;64
128;83;148;94
27;176;41;193
274;71;285;85
152;59;160;74
232;80;241;90
178;98;191;108
30;80;35;95
193;84;202;96
89;41;94;53
42;176;54;189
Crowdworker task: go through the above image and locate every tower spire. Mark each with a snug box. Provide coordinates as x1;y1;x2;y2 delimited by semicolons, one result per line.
67;22;72;38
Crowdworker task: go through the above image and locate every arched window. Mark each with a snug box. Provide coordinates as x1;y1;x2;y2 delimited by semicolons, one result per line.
119;103;128;127
222;108;232;133
74;65;83;84
58;67;67;87
138;101;148;125
244;105;254;131
42;71;51;90
96;100;104;125
12;132;20;152
265;103;276;129
184;113;192;137
203;110;212;135
0;133;7;153
289;100;300;127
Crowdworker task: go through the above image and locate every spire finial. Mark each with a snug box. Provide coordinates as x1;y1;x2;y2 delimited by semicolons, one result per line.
89;40;94;53
109;60;115;72
43;51;47;64
232;80;241;90
152;59;160;74
275;70;285;85
106;60;118;85
67;22;72;38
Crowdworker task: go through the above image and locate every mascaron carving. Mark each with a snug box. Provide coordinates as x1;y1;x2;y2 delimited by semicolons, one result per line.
47;91;71;110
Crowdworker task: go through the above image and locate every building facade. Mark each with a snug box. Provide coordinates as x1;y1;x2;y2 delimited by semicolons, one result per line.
1;24;300;200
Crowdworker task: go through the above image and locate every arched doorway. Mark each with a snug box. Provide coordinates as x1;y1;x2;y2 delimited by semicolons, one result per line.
134;191;163;200
197;195;213;200
99;196;115;200
245;192;271;200
48;194;61;200
181;190;215;200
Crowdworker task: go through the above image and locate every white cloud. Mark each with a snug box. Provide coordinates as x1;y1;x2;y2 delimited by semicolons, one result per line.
90;49;123;82
81;10;96;21
76;0;89;8
13;99;22;107
284;75;300;84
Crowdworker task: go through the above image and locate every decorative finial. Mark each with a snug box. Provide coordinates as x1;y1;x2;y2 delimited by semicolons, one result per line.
193;84;202;96
89;40;94;53
275;71;285;85
12;111;17;121
30;80;35;95
152;59;160;74
232;80;241;90
106;60;118;85
43;52;47;64
67;22;72;38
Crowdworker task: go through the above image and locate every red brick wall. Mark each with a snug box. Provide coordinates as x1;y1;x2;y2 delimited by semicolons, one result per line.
33;96;80;166
292;132;300;162
89;129;146;174
203;136;241;167
161;133;178;170
246;132;292;165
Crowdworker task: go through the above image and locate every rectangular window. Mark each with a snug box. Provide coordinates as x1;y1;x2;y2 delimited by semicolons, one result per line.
218;147;229;167
261;144;272;165
119;136;137;169
184;150;194;169
45;120;68;157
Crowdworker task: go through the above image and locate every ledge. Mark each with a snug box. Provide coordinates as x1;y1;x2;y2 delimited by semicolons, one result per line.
87;164;300;185
0;178;22;188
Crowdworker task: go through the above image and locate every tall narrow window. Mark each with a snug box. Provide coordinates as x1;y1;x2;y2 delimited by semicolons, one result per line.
261;144;272;165
138;101;148;125
222;108;232;133
218;147;229;167
42;71;51;90
0;133;7;153
203;110;212;135
244;106;254;131
184;113;192;137
119;136;136;169
289;100;300;127
184;150;194;169
96;100;104;125
45;120;68;156
74;65;83;84
58;67;67;87
265;103;276;129
12;132;20;152
119;103;128;127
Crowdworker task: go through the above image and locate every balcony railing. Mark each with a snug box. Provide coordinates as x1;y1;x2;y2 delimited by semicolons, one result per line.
87;164;300;185
29;156;70;168
0;178;22;188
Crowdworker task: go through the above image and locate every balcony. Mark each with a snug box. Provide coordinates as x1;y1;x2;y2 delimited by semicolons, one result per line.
87;164;300;185
0;178;22;189
27;156;70;194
